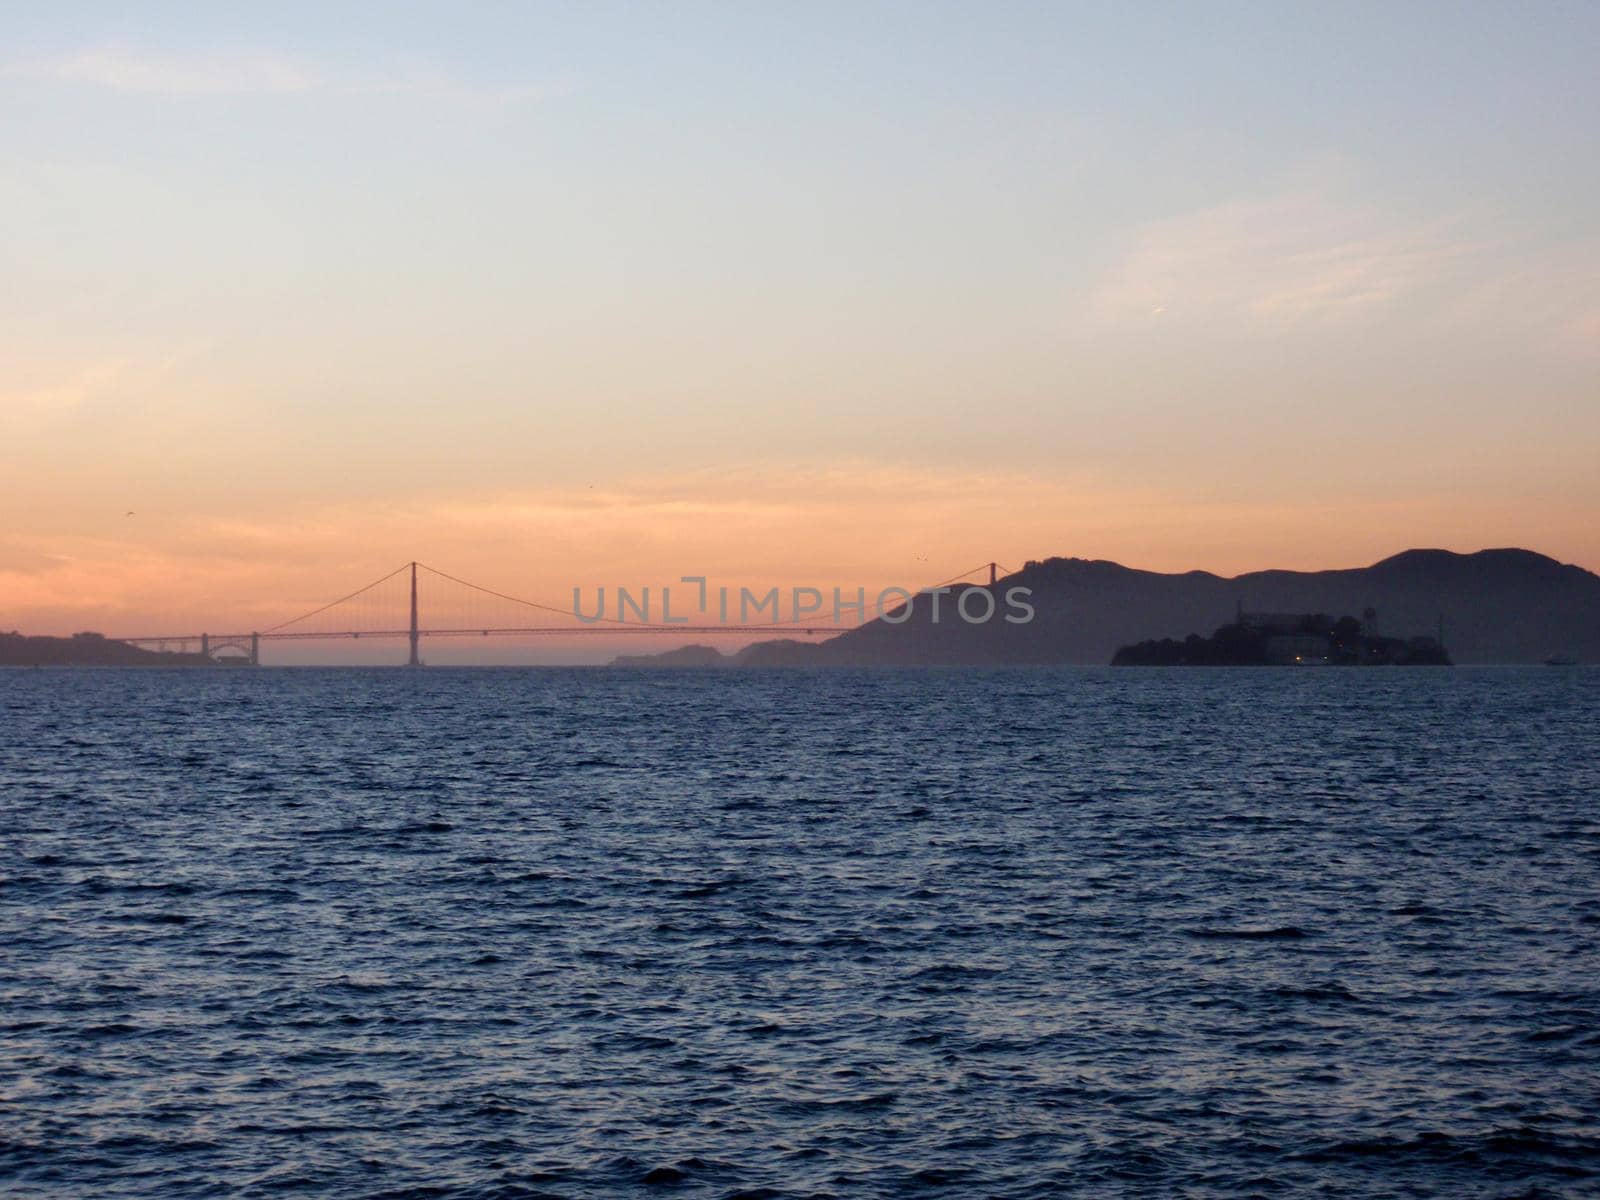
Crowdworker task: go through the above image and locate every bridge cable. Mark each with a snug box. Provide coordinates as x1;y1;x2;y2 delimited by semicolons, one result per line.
261;562;414;633
419;560;1002;631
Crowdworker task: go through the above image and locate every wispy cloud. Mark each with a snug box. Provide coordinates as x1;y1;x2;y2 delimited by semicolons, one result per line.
1089;174;1600;359
5;47;319;95
2;44;572;104
1443;239;1600;356
1094;185;1470;329
0;346;202;430
1;361;130;414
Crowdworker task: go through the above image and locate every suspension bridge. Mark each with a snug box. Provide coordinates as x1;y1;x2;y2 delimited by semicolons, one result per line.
112;560;1012;665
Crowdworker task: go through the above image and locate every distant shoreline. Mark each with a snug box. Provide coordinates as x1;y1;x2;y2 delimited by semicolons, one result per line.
0;633;222;668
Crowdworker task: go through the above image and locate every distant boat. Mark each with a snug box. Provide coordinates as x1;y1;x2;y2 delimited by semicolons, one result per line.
1544;655;1578;666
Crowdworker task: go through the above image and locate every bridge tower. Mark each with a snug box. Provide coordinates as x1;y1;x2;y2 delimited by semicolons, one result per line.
250;633;259;666
408;561;421;667
989;561;997;586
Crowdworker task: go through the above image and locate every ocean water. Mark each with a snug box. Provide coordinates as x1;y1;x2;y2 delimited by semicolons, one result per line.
2;666;1598;1199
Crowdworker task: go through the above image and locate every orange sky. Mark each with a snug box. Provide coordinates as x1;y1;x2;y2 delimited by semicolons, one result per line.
5;460;1596;663
3;10;1598;662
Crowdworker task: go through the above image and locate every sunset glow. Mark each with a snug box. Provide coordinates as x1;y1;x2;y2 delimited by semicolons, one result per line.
4;5;1597;659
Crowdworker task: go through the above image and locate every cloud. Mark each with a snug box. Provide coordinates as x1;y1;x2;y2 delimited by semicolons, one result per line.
1089;176;1600;361
0;346;203;431
5;47;319;95
1443;239;1600;357
1;45;572;104
1;361;130;414
1094;186;1470;329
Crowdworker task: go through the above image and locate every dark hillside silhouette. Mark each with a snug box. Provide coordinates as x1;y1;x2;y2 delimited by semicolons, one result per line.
614;549;1599;666
0;632;215;667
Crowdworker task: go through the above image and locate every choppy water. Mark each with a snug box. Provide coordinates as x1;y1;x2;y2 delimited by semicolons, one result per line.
2;666;1598;1199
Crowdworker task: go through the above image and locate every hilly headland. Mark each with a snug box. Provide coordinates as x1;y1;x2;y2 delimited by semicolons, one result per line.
612;548;1597;667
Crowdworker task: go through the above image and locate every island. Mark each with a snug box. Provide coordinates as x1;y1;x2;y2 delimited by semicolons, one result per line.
1112;611;1451;666
610;644;728;669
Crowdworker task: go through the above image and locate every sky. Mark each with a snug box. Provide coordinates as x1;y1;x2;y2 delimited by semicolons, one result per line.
3;2;1598;660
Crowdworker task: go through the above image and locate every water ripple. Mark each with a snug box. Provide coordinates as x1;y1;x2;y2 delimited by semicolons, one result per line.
1;665;1597;1197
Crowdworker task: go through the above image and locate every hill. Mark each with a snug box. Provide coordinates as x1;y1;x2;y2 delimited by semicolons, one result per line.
0;632;215;667
611;549;1598;666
